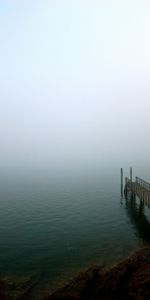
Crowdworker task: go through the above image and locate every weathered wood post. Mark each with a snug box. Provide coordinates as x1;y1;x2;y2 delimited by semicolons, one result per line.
130;167;132;182
130;167;133;196
121;168;123;197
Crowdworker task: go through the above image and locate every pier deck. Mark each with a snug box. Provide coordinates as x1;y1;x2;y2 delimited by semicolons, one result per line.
124;176;150;208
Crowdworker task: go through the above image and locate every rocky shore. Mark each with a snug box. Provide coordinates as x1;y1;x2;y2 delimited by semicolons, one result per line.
0;247;150;300
46;247;150;300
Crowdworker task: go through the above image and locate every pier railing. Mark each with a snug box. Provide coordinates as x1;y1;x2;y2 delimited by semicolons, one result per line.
121;168;150;208
135;177;150;191
125;176;150;191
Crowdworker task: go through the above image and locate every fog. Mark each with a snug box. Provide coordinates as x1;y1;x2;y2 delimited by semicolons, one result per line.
0;1;150;173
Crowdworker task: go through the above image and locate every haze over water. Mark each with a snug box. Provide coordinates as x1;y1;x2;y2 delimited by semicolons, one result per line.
0;0;150;290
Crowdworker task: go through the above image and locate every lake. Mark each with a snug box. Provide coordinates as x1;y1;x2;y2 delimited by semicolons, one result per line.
0;166;150;290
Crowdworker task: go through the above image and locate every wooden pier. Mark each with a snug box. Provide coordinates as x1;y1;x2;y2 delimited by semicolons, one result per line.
123;169;150;208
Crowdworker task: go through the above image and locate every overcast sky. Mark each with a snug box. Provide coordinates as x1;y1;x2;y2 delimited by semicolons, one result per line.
0;0;150;172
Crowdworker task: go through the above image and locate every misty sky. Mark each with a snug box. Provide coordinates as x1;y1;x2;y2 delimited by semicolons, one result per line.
0;1;150;171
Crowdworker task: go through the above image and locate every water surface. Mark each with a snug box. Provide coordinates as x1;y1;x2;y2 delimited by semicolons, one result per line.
0;167;149;288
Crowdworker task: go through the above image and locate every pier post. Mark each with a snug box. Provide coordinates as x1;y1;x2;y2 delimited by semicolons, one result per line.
130;167;132;182
130;167;133;195
121;168;123;196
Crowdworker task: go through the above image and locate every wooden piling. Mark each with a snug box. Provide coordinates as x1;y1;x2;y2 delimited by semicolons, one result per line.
130;167;132;182
121;168;123;196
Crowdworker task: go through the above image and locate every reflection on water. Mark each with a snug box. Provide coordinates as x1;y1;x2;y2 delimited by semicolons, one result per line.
124;193;150;244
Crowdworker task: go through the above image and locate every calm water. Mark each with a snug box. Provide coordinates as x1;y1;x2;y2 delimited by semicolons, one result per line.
0;167;150;288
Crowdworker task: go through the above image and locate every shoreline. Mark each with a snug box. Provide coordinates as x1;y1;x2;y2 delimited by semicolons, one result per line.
46;246;150;300
0;246;150;299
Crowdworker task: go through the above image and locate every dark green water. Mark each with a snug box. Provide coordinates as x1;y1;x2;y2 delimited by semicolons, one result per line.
0;167;150;288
